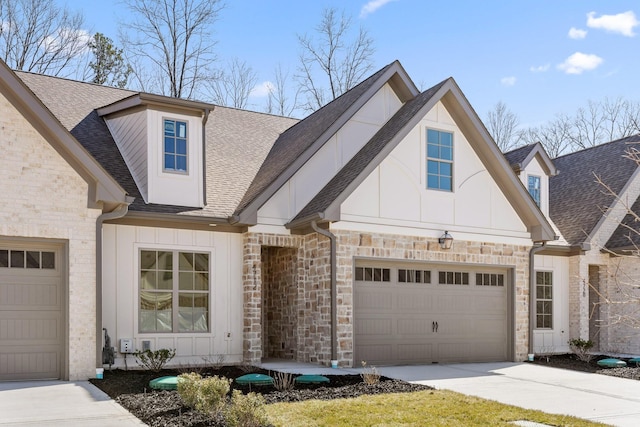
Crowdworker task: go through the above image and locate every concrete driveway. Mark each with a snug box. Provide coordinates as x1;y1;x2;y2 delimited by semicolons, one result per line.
376;362;640;427
3;362;640;426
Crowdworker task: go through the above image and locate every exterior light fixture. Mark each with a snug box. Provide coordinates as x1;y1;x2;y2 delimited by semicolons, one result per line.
438;231;453;250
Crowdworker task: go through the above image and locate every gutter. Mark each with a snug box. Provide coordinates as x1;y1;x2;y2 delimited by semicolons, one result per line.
95;200;133;366
528;241;547;358
310;220;338;363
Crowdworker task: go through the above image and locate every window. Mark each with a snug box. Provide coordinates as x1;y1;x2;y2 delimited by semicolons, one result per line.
439;271;469;285
140;250;209;333
398;269;431;284
163;119;188;172
535;271;552;329
0;249;55;269
426;129;453;191
355;267;390;282
476;273;505;287
528;175;541;207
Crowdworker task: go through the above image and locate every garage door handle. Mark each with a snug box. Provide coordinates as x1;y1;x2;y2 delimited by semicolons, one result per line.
432;321;439;333
435;321;439;333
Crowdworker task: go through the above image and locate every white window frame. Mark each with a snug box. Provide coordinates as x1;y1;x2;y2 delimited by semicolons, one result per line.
528;175;541;207
426;128;454;191
163;118;189;174
535;270;553;329
138;249;211;334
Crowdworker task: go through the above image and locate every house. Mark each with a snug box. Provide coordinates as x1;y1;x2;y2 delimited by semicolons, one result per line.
7;55;627;382
505;136;640;356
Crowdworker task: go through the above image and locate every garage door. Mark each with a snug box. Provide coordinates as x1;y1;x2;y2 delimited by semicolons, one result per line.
0;245;63;381
354;261;510;365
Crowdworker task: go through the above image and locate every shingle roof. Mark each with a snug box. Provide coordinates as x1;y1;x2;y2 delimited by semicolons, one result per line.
233;61;400;218
291;79;448;223
550;135;640;246
504;143;537;167
16;71;296;218
606;196;640;249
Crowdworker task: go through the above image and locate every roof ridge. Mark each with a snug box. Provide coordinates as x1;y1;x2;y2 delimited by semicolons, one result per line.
554;133;640;160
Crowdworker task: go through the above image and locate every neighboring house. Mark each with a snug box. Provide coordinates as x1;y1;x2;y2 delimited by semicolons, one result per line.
505;136;640;356
8;55;615;383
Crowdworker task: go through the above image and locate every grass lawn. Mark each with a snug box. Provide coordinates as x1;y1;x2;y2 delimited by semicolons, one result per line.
265;389;607;427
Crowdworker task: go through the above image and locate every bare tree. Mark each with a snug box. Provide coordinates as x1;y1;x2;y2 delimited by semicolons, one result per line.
296;7;375;112
520;113;574;158
570;98;640;151
486;101;521;152
0;0;88;76
120;0;224;99
265;64;299;117
206;58;257;109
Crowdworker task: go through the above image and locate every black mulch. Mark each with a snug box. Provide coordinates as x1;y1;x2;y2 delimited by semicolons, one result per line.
90;366;433;427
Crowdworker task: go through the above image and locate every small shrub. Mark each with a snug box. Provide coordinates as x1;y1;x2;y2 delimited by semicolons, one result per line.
202;354;226;369
272;371;295;391
238;362;258;373
224;390;269;427
569;338;594;362
176;372;202;408
177;373;231;415
360;361;381;385
133;348;176;372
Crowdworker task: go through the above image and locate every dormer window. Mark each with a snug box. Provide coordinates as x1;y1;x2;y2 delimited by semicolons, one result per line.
163;119;188;173
528;175;541;206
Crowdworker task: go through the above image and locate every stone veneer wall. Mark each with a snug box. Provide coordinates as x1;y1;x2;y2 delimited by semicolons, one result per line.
261;246;299;359
243;229;532;366
0;91;102;380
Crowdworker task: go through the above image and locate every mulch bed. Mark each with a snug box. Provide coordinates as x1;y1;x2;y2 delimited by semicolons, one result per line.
532;353;640;379
90;366;433;427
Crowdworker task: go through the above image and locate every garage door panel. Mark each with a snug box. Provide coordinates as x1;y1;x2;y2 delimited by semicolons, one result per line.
397;318;432;335
0;244;63;381
397;343;434;362
355;262;509;365
355;317;393;335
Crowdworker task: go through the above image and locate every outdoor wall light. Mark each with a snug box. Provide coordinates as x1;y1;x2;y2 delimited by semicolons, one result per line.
438;231;453;250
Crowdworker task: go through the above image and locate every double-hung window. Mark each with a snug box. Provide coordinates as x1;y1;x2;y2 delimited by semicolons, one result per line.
163;119;188;172
426;129;453;191
535;271;553;329
528;175;541;206
139;250;210;333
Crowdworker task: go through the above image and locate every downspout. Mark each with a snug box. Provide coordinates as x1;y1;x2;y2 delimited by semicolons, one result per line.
202;108;211;206
95;202;131;366
310;220;337;363
528;241;547;359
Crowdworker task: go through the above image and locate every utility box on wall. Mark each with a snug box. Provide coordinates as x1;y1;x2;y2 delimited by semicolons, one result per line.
120;338;134;354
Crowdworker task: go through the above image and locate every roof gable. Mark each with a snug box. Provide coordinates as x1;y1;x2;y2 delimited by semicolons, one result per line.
505;142;557;176
288;78;555;242
233;60;419;224
1;61;128;207
550;135;640;246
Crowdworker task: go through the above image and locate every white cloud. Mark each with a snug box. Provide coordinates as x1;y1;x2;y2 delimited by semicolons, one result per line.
250;81;275;98
500;76;516;86
557;52;603;74
568;27;587;39
43;28;91;55
530;64;550;73
586;11;639;36
360;0;398;18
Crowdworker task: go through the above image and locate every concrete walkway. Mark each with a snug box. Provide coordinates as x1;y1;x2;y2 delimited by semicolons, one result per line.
2;362;640;426
0;380;144;426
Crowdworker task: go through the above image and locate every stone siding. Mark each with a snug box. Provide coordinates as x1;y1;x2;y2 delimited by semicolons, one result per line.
1;91;102;380
243;229;532;366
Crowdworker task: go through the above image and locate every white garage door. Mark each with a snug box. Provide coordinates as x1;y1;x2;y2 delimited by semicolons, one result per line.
0;244;63;381
354;261;511;365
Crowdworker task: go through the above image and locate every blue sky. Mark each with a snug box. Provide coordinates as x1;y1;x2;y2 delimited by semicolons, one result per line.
63;0;640;126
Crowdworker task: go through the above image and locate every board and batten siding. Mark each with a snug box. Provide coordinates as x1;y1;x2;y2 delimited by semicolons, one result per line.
339;100;530;245
257;83;403;225
102;224;244;367
104;110;149;201
533;254;570;354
